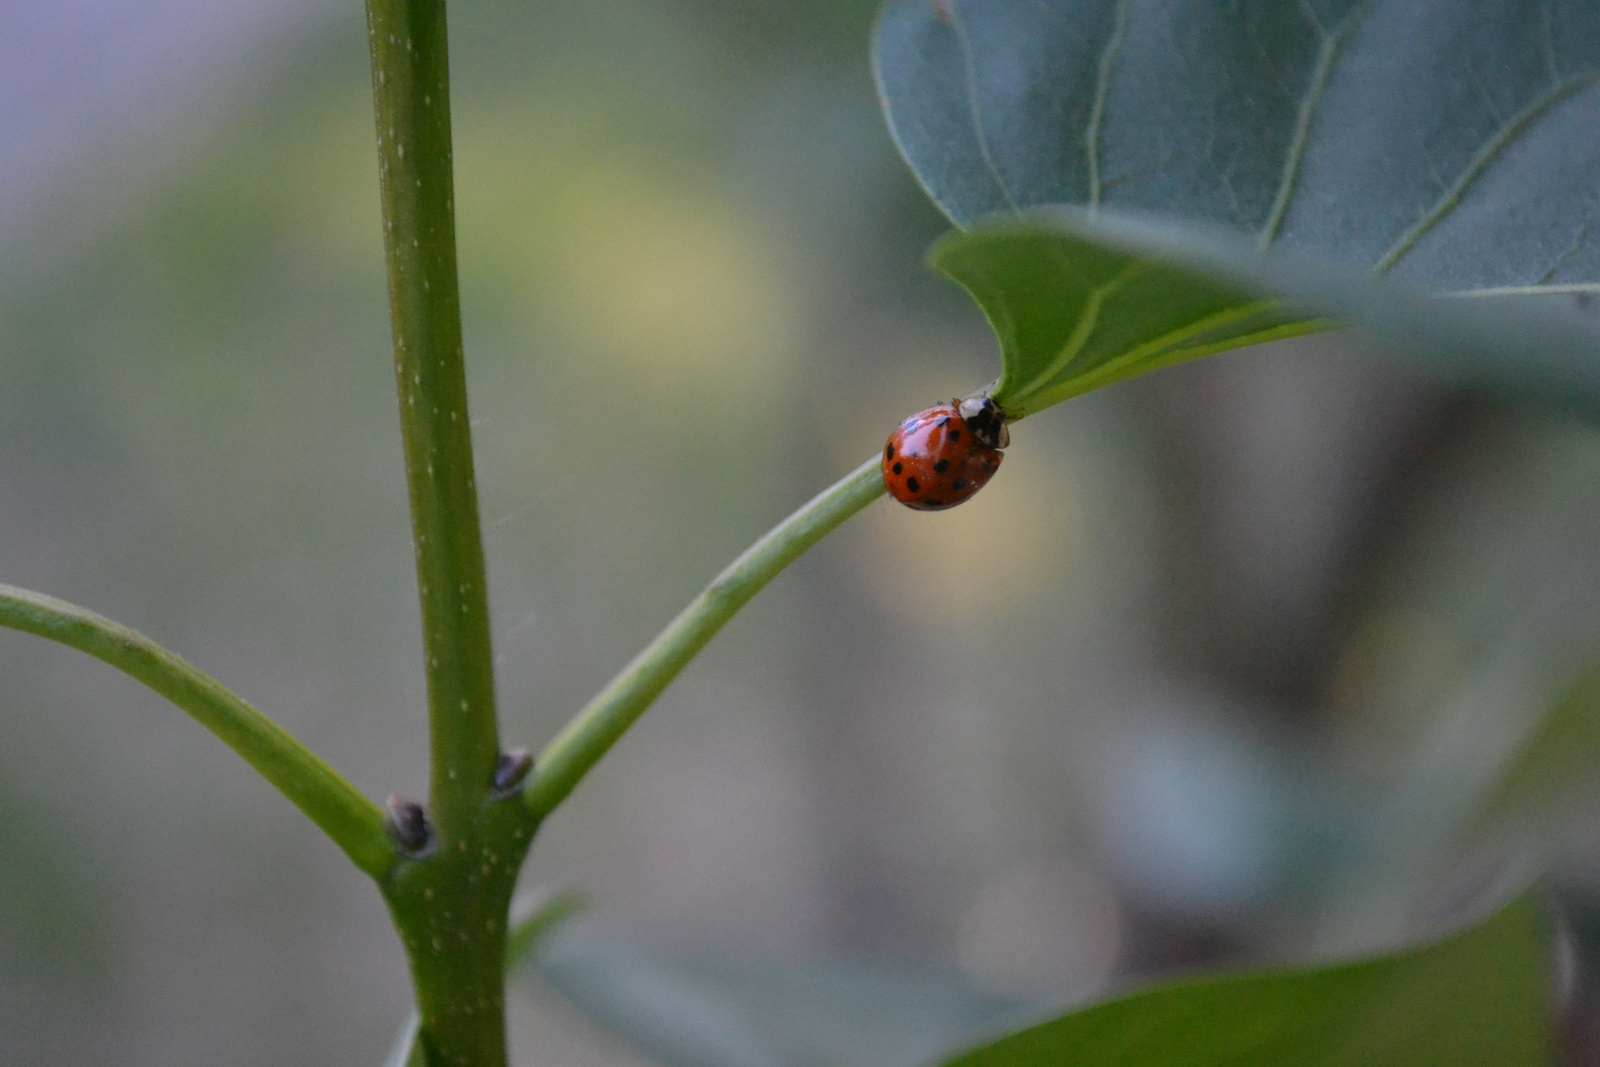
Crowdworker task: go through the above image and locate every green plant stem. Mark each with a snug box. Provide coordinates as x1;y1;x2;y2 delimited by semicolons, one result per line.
0;584;394;879
366;0;498;840
367;3;536;1065
525;457;887;820
384;891;585;1067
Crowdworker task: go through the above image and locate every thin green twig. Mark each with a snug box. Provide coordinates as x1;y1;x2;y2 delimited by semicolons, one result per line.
0;584;394;879
525;457;887;820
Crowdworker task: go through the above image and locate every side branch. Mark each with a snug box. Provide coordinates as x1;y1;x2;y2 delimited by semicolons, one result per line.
525;458;887;819
0;584;394;879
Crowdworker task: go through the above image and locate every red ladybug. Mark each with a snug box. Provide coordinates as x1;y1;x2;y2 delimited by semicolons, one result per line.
882;396;1009;511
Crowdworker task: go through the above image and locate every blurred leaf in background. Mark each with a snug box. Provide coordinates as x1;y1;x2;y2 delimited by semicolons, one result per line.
942;894;1551;1067
525;917;1041;1067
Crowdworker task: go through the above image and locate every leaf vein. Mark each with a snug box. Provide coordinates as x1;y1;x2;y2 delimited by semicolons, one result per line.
950;2;1021;214
1446;282;1600;299
1060;299;1284;394
1025;316;1336;414
1086;0;1132;211
1259;0;1371;249
1536;195;1600;285
1374;72;1600;276
1012;261;1140;402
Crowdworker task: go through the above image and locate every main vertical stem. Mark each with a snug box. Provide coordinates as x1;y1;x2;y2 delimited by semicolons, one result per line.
367;3;529;1066
365;0;498;848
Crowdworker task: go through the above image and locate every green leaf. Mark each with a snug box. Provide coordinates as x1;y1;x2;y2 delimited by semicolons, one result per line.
935;208;1600;420
520;921;1040;1067
877;1;1600;414
929;213;1325;418
940;894;1551;1067
875;0;1600;292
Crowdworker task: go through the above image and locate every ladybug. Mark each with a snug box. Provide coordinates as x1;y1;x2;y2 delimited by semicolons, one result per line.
882;396;1009;511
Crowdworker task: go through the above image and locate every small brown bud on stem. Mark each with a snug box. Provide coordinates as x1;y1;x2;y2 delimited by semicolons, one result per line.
385;795;433;855
492;748;533;796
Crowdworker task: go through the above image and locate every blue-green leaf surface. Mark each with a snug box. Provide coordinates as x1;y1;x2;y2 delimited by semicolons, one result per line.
941;894;1550;1067
875;0;1600;291
522;920;1041;1067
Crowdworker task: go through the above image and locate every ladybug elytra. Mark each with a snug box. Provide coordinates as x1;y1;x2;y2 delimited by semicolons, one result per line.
882;396;1008;511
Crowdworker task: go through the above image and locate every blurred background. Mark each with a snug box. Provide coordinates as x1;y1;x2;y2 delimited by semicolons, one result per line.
4;1;1600;1064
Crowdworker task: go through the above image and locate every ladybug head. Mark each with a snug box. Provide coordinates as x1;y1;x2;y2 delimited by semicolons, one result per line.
957;396;1009;450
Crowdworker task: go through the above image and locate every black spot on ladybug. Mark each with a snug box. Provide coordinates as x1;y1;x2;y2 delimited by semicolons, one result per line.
933;459;950;473
885;443;895;460
949;429;961;441
953;478;966;490
906;476;920;494
892;462;903;475
925;498;944;508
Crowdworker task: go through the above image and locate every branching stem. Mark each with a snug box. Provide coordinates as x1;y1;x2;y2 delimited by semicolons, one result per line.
526;458;887;819
366;3;535;1066
0;585;394;879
